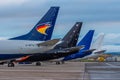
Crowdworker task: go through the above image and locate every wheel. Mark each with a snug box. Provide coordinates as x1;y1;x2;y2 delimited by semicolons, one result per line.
8;62;15;67
36;62;41;66
0;62;5;65
61;61;65;64
56;61;60;65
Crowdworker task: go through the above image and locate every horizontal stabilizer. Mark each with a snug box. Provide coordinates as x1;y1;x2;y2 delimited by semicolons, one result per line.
94;50;106;54
68;45;84;51
83;49;96;53
37;39;60;47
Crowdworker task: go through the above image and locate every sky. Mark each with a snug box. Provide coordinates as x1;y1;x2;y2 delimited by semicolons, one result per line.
0;0;120;49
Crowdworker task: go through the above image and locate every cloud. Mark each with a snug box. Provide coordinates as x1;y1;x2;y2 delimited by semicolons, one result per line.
52;22;120;45
0;0;28;6
0;0;48;7
0;0;120;46
0;37;8;40
105;33;120;40
92;32;120;45
102;45;120;52
104;33;120;45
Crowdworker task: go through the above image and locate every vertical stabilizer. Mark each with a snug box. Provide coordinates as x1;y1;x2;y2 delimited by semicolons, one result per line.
54;22;83;49
10;7;59;41
90;33;105;51
63;30;95;61
77;30;95;50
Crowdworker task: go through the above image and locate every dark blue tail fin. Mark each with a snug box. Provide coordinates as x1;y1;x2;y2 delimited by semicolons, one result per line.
77;30;95;50
9;7;59;41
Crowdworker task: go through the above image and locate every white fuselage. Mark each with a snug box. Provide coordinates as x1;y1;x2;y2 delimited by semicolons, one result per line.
0;40;53;54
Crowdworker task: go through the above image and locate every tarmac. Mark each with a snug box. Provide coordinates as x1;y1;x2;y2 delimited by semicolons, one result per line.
0;62;119;80
85;62;120;80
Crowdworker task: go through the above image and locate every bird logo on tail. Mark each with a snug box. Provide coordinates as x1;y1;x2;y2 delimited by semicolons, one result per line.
36;23;50;35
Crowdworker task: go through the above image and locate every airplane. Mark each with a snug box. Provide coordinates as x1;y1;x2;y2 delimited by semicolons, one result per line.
14;22;83;66
46;30;95;64
62;30;95;61
85;34;120;62
0;7;60;66
63;33;105;62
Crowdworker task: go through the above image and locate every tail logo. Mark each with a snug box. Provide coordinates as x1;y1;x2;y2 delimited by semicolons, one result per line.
36;23;50;35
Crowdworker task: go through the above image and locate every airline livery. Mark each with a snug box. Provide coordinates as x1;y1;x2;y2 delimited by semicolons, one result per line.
63;33;105;61
10;7;59;41
0;7;60;66
63;30;95;61
15;22;83;66
36;23;50;35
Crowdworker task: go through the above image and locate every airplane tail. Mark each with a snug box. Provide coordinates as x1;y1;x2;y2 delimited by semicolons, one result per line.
63;30;94;61
90;33;105;51
54;22;83;49
10;7;59;41
77;30;95;50
81;34;105;59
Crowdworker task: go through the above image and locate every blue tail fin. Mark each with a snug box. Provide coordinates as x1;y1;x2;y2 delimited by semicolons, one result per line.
63;30;94;61
77;30;95;50
9;7;59;41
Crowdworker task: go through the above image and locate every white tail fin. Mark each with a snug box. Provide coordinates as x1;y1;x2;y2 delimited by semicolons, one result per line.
90;33;105;51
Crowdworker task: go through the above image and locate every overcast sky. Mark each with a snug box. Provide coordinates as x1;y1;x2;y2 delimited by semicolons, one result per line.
0;0;120;46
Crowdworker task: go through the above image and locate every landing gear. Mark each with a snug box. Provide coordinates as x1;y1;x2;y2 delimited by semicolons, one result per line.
56;61;65;65
61;61;65;64
56;61;60;65
0;62;6;65
36;62;41;66
8;62;15;67
8;60;15;67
